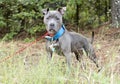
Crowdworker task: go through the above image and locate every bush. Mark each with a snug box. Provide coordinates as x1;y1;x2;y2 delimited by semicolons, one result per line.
0;0;110;40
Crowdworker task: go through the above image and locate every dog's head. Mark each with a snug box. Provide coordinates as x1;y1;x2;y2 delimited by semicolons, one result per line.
42;7;66;34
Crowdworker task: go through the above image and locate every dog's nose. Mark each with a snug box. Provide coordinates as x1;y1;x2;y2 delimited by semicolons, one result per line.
50;23;55;27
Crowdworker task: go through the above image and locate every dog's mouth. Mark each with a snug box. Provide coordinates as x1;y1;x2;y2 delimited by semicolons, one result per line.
49;29;56;34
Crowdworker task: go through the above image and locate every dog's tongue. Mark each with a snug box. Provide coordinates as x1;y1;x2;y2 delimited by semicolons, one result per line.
49;29;56;35
47;32;54;37
47;30;56;36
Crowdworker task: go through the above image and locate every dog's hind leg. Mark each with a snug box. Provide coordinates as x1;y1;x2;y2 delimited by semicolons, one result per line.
83;44;101;72
84;45;99;68
74;50;86;70
89;51;102;72
89;52;99;68
74;50;83;62
74;52;81;62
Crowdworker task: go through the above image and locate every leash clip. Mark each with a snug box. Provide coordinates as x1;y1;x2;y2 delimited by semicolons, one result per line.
45;36;53;41
49;43;59;52
49;44;55;52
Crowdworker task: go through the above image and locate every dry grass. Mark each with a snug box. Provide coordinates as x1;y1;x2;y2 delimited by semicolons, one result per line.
0;27;120;84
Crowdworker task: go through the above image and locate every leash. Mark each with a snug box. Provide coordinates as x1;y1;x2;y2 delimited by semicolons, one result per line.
0;32;49;63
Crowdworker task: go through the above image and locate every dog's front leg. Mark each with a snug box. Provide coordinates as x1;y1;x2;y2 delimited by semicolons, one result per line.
60;36;72;69
47;50;53;61
61;43;71;69
62;51;71;69
46;41;53;62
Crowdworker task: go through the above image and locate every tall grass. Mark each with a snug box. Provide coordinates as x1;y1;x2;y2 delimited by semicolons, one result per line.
0;40;120;84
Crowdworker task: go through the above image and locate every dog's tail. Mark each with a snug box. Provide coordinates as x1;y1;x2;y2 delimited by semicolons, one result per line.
91;31;94;44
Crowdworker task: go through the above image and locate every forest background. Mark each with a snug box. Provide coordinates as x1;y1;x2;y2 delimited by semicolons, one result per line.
0;0;113;41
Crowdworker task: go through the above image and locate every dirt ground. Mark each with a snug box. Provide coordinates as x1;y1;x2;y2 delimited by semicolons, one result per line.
81;26;120;74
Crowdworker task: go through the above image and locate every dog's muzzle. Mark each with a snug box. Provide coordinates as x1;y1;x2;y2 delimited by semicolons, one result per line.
49;28;56;34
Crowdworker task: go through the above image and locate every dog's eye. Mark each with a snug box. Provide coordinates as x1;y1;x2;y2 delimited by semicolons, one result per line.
46;17;49;20
56;17;60;20
46;18;49;20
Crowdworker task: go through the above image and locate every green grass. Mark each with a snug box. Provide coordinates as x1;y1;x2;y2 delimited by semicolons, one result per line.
0;41;120;84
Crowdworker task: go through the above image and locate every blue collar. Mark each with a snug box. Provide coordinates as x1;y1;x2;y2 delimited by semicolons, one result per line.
45;24;65;41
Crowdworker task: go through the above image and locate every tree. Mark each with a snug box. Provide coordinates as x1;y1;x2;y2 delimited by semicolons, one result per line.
0;0;67;40
111;0;120;28
0;0;111;40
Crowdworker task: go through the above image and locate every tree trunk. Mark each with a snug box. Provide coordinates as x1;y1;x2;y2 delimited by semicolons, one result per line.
105;0;108;21
75;0;80;32
111;0;120;28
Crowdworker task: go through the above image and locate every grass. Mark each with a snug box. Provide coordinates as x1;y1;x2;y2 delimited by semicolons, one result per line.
0;28;120;84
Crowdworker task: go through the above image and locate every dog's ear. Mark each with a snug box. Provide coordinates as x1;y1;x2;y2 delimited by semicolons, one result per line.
42;8;49;15
57;7;66;15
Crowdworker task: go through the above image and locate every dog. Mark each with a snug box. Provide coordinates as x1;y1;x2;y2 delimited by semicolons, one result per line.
42;7;100;70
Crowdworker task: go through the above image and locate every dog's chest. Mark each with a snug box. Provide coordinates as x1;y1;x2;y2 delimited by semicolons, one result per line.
49;41;63;55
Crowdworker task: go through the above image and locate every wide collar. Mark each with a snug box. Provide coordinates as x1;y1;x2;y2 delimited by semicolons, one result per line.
45;24;65;41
